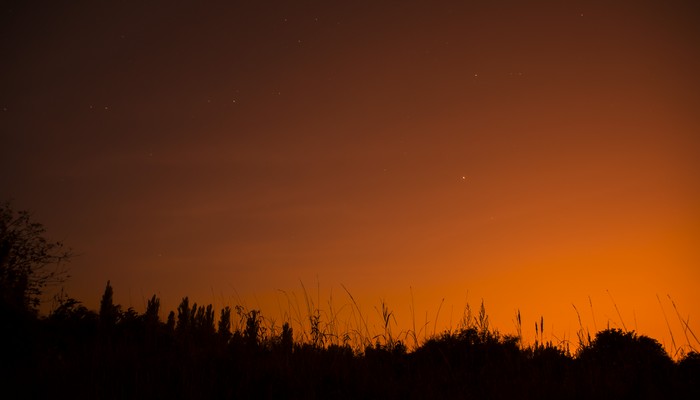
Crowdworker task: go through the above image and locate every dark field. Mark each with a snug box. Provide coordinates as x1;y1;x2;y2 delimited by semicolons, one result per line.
2;283;698;400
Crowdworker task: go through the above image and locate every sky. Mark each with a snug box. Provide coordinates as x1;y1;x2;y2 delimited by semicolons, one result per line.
2;1;699;351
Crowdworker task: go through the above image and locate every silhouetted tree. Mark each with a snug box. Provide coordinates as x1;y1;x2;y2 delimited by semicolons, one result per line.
218;306;232;341
166;310;176;332
99;280;119;331
176;297;191;333
244;309;262;348
0;201;71;314
143;294;160;326
279;322;293;353
49;292;96;325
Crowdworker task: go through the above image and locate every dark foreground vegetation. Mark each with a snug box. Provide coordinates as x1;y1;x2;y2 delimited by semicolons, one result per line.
2;285;698;399
2;203;698;399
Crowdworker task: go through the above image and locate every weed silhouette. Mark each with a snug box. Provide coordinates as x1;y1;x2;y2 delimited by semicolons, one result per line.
1;281;698;399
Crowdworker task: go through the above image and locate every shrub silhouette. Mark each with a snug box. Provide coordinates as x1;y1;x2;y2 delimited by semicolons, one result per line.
2;273;698;399
6;204;700;397
678;351;700;397
577;328;675;398
409;327;526;398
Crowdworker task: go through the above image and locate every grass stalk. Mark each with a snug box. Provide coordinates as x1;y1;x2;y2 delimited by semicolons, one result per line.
668;294;699;349
433;298;444;337
410;287;418;349
588;296;597;333
341;284;371;347
606;290;627;331
657;293;677;355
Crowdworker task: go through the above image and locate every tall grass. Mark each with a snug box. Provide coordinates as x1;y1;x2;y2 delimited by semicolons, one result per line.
47;281;700;359
11;282;697;399
267;285;698;360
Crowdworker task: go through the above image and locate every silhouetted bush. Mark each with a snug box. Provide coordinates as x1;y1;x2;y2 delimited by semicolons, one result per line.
678;351;700;397
576;328;675;399
2;282;698;399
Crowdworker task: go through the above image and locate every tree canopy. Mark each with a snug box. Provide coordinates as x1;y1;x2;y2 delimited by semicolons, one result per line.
0;201;71;314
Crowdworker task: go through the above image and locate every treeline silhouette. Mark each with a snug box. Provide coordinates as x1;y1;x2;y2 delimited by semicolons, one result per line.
1;281;698;399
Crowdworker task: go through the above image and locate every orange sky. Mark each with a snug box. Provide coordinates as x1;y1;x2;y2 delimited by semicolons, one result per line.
2;1;698;352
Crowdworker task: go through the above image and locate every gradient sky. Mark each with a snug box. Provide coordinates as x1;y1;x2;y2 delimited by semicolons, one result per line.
2;1;699;350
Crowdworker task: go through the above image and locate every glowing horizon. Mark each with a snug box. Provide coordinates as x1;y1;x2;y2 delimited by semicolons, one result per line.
2;1;697;357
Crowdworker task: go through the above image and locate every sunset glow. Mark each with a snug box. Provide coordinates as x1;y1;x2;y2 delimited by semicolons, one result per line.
1;1;698;353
